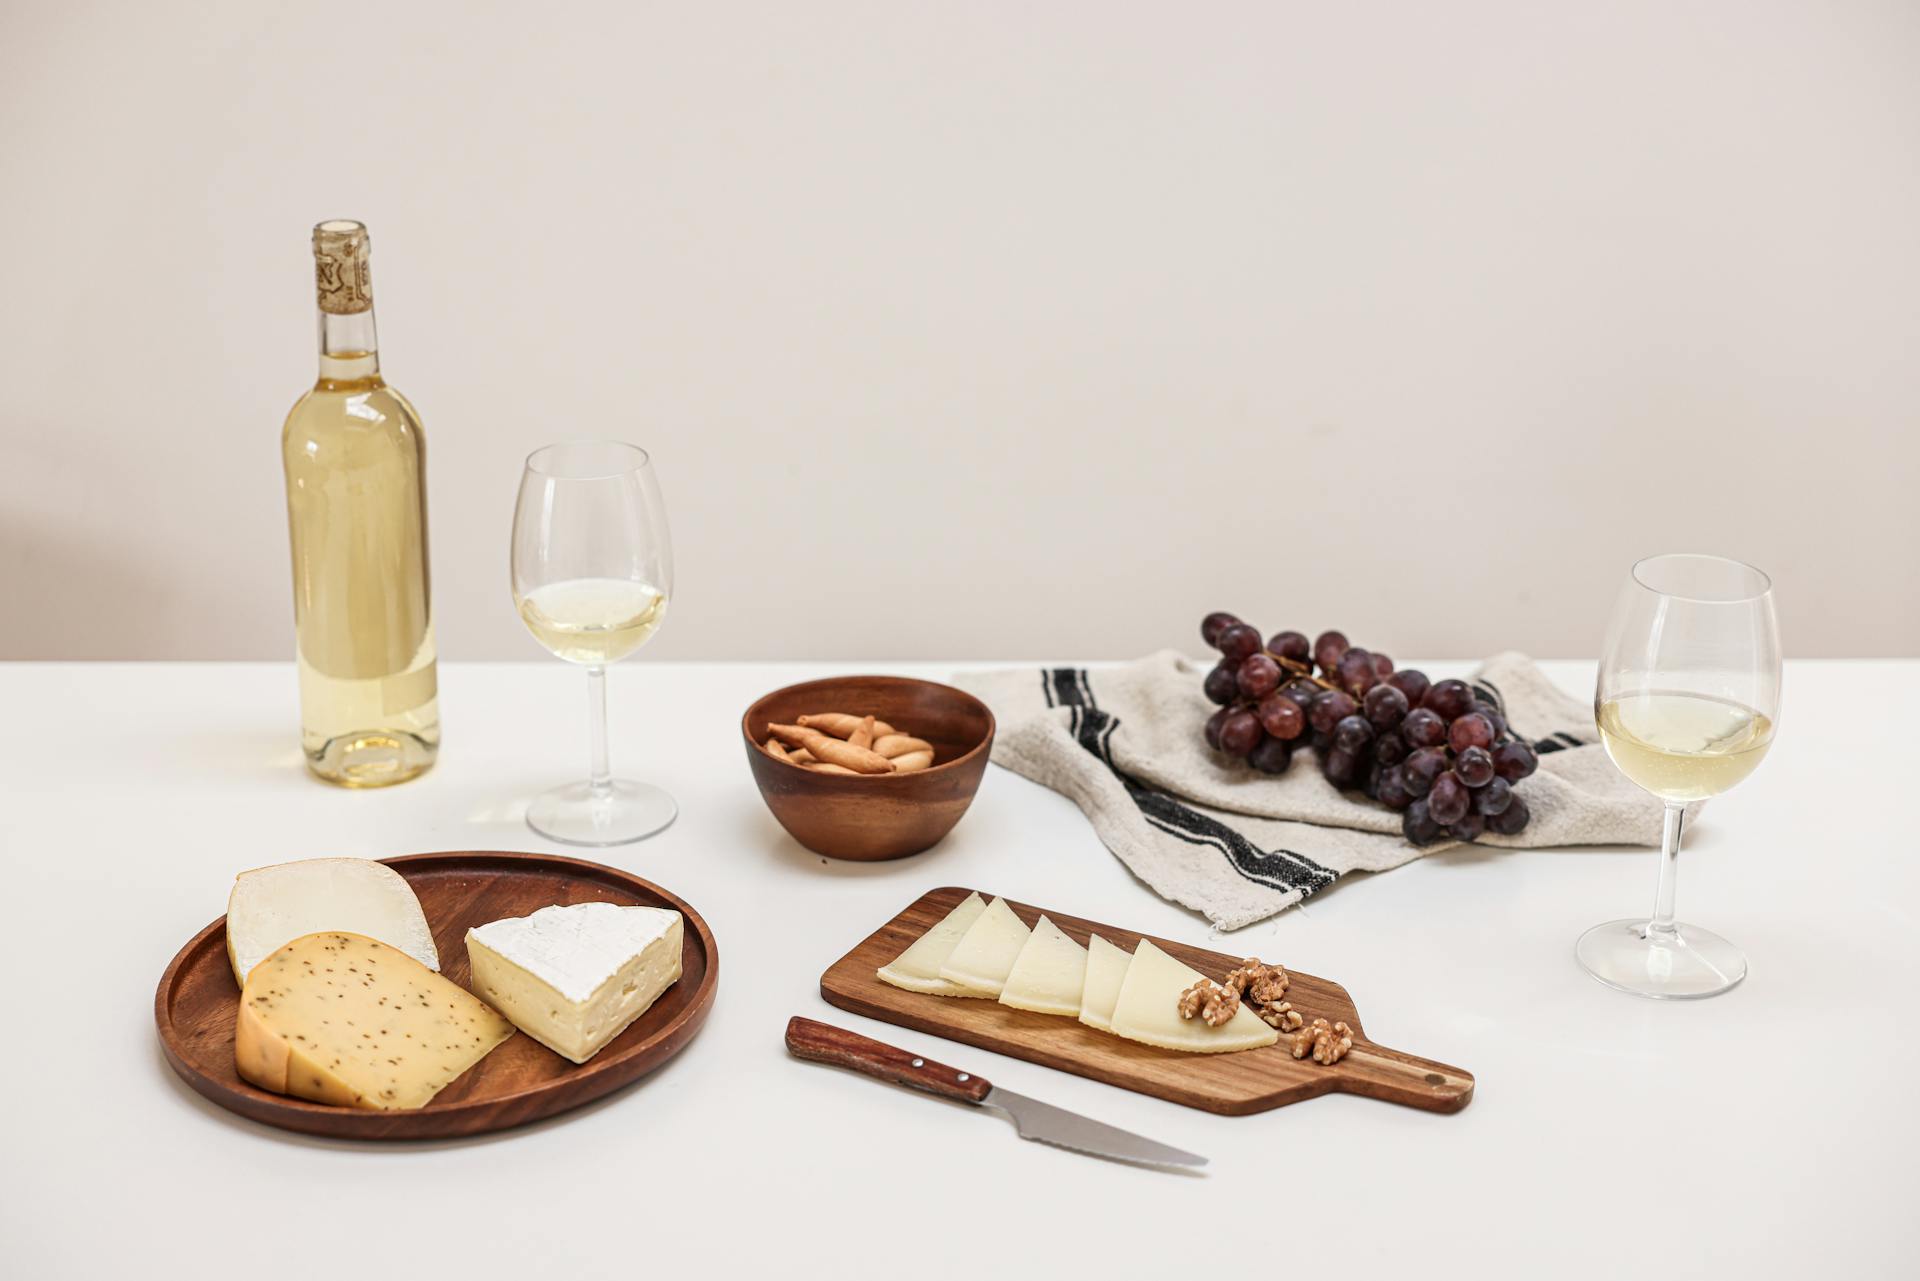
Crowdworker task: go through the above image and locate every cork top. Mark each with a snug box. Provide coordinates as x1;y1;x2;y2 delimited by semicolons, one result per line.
312;219;372;314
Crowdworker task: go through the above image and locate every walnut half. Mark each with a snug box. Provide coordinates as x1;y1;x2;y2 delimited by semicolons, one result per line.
1290;1017;1353;1065
1177;978;1241;1028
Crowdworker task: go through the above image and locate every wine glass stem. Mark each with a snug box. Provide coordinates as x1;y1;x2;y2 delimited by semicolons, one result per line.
1648;802;1685;940
585;665;612;798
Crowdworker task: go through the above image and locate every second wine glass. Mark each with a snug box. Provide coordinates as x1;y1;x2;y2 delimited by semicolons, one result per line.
510;441;675;846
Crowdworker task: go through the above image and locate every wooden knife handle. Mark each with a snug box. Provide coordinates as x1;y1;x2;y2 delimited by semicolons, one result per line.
785;1016;993;1104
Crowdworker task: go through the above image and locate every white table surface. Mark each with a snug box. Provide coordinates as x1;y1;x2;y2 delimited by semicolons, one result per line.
0;659;1909;1277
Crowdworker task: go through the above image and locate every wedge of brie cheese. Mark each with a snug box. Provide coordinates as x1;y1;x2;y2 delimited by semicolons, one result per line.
1108;939;1279;1054
998;915;1087;1017
226;858;438;985
939;896;1031;997
466;903;683;1065
1077;934;1131;1033
877;892;992;996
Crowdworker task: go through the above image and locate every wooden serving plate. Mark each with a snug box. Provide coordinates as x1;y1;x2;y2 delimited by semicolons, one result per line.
821;886;1472;1116
155;851;718;1140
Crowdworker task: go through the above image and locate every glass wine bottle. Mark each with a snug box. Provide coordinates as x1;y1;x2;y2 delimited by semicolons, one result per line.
280;220;440;786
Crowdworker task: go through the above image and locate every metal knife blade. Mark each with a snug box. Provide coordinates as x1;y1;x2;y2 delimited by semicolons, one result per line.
784;1016;1207;1173
982;1086;1208;1171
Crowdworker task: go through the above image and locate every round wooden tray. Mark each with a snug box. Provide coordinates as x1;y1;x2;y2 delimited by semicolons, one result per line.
155;850;718;1140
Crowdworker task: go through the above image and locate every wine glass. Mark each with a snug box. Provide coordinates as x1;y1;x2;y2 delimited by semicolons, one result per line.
510;441;675;846
1580;553;1780;998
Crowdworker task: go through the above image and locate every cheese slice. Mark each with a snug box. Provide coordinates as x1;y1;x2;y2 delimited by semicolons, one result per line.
236;932;514;1109
226;857;438;985
1108;939;1279;1054
939;897;1031;996
877;892;992;996
998;916;1088;1017
1077;934;1131;1033
466;903;683;1064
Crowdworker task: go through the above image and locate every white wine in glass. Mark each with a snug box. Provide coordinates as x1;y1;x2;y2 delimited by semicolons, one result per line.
1581;554;1781;999
511;442;676;846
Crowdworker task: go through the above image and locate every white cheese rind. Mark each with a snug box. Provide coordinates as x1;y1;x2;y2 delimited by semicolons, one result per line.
235;932;513;1109
877;892;993;997
1077;934;1130;1033
939;897;1031;997
998;916;1088;1017
226;858;438;985
1107;939;1279;1054
466;903;684;1064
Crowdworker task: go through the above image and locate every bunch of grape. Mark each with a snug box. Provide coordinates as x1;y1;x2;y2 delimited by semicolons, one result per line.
1199;612;1538;845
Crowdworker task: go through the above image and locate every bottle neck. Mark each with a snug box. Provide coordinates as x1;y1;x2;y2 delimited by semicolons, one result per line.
317;307;381;386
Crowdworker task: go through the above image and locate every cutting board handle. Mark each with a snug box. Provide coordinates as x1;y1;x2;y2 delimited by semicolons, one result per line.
1341;1041;1475;1113
786;1016;994;1105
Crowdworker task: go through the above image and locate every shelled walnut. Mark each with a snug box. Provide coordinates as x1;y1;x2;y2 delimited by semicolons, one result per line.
1223;958;1297;1028
1177;978;1241;1028
1290;1017;1353;1065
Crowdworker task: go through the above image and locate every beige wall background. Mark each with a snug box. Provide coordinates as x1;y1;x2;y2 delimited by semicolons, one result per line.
3;0;1916;663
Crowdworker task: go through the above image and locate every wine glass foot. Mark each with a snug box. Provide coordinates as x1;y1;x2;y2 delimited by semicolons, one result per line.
1576;919;1747;999
526;780;677;847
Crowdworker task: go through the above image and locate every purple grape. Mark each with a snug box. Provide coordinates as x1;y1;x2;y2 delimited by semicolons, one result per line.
1371;653;1394;678
1280;678;1322;709
1218;708;1263;756
1217;623;1262;663
1373;730;1408;765
1203;662;1239;706
1204;707;1230;751
1237;652;1282;699
1454;745;1495;788
1308;689;1358;734
1448;812;1486;843
1428;771;1470;824
1403;747;1447;798
1313;630;1350;673
1473;776;1513;816
1402;707;1447;748
1376;764;1413;811
1257;693;1306;741
1386;668;1430;708
1362;759;1384;798
1487;792;1531;836
1248;736;1294;775
1321;745;1361;786
1492;740;1538;782
1363;683;1409;730
1449;712;1495;754
1334;713;1374;753
1423;679;1474;721
1402;798;1444;845
1267;630;1311;665
1201;611;1241;648
1336;648;1379;696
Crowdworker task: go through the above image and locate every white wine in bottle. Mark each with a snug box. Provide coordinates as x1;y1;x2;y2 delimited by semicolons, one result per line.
281;220;439;786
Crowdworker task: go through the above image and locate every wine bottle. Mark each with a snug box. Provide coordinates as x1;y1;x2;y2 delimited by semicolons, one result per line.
281;220;439;786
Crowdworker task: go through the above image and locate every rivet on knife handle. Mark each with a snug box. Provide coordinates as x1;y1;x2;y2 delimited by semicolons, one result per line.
785;1016;992;1104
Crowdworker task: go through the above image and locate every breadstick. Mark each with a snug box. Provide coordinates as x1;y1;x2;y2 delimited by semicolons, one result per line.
790;747;816;764
806;761;860;776
849;715;876;750
767;723;894;774
871;734;932;760
764;738;793;762
797;713;897;740
889;749;934;773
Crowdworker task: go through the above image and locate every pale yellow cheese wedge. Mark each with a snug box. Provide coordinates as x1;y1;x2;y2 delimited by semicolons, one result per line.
1077;934;1131;1033
1108;939;1279;1054
236;931;515;1109
939;897;1032;997
878;892;993;996
226;857;438;985
998;916;1088;1017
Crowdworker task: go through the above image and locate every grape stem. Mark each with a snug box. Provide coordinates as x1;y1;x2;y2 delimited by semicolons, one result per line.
1271;652;1341;692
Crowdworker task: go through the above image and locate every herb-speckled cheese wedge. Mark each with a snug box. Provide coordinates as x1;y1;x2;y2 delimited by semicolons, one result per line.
236;931;515;1110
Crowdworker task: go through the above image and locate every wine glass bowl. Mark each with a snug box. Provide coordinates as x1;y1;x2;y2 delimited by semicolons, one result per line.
510;441;676;846
1580;553;1781;998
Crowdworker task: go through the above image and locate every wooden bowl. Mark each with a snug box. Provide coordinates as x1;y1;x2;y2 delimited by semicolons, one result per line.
742;676;995;861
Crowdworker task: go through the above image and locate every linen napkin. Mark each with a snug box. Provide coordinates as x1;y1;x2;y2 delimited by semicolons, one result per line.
954;651;1668;930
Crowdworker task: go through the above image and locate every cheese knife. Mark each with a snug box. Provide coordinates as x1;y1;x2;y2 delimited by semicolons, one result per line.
784;1016;1207;1172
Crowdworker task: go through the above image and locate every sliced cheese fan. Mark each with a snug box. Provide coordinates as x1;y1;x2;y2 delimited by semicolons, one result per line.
877;891;992;996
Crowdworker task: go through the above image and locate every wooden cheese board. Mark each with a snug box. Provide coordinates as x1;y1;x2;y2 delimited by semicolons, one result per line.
820;886;1472;1116
155;850;718;1140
